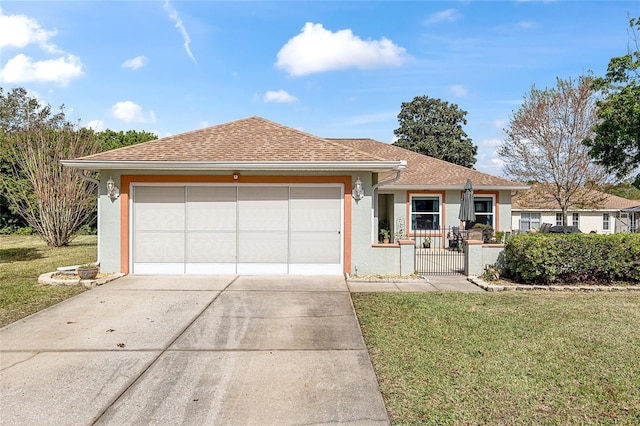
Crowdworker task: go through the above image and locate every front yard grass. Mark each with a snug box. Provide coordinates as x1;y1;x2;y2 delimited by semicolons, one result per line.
352;291;640;425
0;234;97;327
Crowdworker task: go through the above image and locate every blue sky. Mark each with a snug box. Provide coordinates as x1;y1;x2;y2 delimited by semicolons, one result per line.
0;1;638;176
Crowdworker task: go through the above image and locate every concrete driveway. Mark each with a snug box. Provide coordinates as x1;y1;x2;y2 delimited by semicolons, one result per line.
0;276;389;425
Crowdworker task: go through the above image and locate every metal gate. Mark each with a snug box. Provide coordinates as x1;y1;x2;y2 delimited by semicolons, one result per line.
413;226;466;275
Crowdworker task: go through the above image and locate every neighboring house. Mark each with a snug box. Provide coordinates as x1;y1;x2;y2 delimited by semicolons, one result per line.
511;184;640;234
62;116;525;276
622;205;640;233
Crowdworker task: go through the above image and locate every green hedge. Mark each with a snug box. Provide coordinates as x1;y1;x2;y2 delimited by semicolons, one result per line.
503;233;640;284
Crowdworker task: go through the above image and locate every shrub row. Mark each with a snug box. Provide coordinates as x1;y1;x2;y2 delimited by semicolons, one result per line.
503;233;640;284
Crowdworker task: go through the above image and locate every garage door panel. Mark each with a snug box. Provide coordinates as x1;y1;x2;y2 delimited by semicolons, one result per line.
187;187;236;231
290;231;341;264
134;232;184;263
238;187;288;231
238;232;288;263
290;187;341;232
135;187;185;231
186;232;236;263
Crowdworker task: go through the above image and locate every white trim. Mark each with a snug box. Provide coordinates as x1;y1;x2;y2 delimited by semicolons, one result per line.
387;184;529;191
62;160;406;172
409;193;443;232
474;195;496;229
186;263;237;274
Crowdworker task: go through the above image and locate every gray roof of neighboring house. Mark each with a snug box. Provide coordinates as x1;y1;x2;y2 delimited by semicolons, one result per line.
512;183;640;211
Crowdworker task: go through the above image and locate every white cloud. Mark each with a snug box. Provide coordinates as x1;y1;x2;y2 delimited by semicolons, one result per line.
276;22;411;76
0;53;83;86
475;152;506;176
423;9;461;25
111;101;156;123
0;9;83;86
493;119;507;129
264;90;298;103
163;0;196;63
481;138;503;147
199;121;209;128
122;55;148;70
517;21;536;30
448;84;468;97
85;120;104;131
0;8;58;52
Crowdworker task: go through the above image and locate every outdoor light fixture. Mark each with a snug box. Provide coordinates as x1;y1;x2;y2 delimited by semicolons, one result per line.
106;177;120;201
352;177;364;202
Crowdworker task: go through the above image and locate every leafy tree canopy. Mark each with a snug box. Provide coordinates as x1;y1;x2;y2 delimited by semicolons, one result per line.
392;95;477;168
97;129;157;151
603;181;640;200
584;16;640;183
0;86;157;236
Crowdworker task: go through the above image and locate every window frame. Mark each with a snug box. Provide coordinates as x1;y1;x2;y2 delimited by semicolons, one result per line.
572;212;580;228
520;212;541;231
602;212;610;231
409;194;442;232
473;195;495;228
555;213;563;226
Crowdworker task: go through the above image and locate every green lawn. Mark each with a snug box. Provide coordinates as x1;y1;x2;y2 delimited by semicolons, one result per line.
0;234;97;327
352;291;640;425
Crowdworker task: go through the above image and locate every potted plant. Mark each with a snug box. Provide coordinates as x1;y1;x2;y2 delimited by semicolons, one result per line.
77;264;99;280
470;223;494;243
423;237;431;248
379;219;391;243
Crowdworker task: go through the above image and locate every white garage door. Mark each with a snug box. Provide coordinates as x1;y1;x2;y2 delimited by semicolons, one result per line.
132;184;343;275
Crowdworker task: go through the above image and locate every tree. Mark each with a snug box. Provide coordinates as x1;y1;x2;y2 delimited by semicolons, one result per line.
97;129;157;151
497;76;612;225
392;95;477;168
584;16;640;183
0;87;157;236
604;181;640;200
1;87;68;232
0;87;101;246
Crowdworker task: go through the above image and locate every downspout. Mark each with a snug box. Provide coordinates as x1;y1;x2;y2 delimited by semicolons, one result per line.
78;171;100;266
371;161;407;242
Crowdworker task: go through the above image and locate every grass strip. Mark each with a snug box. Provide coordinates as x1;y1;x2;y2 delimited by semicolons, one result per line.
0;235;97;327
352;291;640;425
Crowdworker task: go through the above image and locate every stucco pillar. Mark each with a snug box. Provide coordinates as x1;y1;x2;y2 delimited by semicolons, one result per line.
464;239;484;277
398;239;415;276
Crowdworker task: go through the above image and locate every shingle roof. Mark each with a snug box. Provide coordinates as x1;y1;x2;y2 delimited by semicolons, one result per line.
330;138;521;188
80;116;387;163
512;183;640;210
74;116;522;189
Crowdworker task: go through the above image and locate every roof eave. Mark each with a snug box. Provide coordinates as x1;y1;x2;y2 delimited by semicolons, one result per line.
382;184;530;191
61;160;407;172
